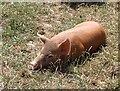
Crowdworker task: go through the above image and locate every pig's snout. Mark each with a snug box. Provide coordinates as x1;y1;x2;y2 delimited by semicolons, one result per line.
29;54;45;70
29;61;40;70
30;61;37;67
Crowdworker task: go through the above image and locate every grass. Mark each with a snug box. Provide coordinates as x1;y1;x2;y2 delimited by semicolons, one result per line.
1;2;119;89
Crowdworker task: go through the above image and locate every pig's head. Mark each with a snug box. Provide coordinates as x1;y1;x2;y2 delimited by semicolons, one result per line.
30;34;71;70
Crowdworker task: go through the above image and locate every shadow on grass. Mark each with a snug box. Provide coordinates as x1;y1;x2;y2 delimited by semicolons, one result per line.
62;2;106;10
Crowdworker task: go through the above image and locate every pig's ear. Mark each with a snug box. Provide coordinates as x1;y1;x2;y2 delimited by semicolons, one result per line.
37;32;49;43
58;38;71;55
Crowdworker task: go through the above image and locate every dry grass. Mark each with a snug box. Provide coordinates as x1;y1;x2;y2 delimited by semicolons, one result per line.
1;2;119;89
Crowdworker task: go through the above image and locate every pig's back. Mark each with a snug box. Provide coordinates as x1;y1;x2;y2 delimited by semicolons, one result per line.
52;21;106;53
70;21;106;53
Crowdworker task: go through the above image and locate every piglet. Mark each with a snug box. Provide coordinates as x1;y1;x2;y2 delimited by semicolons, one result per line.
30;21;106;70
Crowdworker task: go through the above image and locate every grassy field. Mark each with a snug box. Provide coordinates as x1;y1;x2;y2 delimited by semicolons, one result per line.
1;2;119;89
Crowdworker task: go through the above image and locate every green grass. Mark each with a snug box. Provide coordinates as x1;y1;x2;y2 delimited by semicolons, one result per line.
1;2;119;89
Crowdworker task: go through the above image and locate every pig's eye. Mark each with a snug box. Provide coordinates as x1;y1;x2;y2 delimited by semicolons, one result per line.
47;54;54;59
